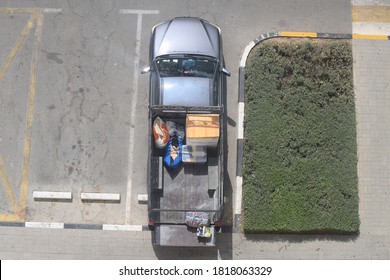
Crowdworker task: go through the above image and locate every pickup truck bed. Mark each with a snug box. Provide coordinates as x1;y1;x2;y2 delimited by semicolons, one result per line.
150;153;220;224
148;110;223;247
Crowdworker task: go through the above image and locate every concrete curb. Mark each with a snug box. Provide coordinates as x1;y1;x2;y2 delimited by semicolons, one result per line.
80;192;121;203
235;31;390;227
0;221;234;234
33;191;72;202
31;191;122;203
0;221;147;231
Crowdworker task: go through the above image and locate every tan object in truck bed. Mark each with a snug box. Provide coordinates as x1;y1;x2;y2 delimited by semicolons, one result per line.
186;114;219;148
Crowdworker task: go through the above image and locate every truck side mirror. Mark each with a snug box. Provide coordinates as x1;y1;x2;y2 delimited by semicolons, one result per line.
141;67;151;74
222;68;231;76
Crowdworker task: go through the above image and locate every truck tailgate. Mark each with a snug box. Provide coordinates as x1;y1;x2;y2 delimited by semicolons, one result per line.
155;225;215;247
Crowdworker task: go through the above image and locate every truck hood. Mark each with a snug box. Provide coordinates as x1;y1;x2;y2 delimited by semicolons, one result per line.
153;17;220;58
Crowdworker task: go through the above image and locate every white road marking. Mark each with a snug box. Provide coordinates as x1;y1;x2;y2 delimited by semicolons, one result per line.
80;192;120;202
352;0;390;6
33;191;72;201
235;176;243;215
119;9;159;15
102;224;143;231
353;22;390;35
137;194;148;203
25;222;64;229
43;8;62;13
239;41;255;67
121;9;159;225
238;102;245;139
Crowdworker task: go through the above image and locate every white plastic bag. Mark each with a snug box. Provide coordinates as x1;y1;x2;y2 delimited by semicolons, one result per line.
153;117;170;149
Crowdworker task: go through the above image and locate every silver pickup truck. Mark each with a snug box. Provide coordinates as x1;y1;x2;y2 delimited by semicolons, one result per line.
142;17;230;247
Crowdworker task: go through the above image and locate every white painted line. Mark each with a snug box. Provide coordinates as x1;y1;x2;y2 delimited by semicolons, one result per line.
352;0;390;6
121;9;159;224
103;224;143;231
137;194;148;203
81;193;120;201
234;176;243;215
43;8;62;13
238;102;245;139
33;191;72;200
119;9;159;15
240;41;255;67
25;222;64;229
353;22;390;36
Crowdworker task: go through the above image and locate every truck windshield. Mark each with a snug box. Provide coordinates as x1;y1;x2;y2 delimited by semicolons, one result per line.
156;56;216;78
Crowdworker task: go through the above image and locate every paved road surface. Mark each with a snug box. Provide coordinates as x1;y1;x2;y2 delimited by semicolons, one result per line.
1;0;389;260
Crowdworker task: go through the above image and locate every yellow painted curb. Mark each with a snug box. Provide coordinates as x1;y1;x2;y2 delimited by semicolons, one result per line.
279;31;317;38
352;33;389;40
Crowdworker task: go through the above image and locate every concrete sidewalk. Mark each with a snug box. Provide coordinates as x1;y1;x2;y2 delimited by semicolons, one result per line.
1;38;389;260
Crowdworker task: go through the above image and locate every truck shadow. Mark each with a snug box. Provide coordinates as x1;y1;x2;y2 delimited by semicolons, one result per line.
153;245;219;259
152;229;233;259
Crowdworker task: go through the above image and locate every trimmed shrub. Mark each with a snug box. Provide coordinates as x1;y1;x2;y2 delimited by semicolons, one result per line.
243;38;359;233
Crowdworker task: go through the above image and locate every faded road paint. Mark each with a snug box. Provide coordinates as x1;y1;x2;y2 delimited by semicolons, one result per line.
353;5;390;36
353;5;390;23
0;9;45;221
0;15;34;81
19;11;44;217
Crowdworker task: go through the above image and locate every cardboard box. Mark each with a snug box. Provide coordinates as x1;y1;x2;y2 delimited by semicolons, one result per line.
182;145;207;163
186;114;220;148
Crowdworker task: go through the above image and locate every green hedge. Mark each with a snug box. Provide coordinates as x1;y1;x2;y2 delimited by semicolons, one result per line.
243;39;359;233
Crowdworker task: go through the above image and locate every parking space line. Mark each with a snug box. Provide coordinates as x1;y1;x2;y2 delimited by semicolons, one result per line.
0;9;45;221
0;11;37;220
43;8;62;13
0;15;35;81
0;155;19;214
0;7;38;14
19;11;43;217
0;214;23;222
0;7;61;14
119;9;159;15
119;9;159;225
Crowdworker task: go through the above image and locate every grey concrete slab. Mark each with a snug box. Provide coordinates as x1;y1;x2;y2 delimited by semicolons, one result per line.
7;0;390;261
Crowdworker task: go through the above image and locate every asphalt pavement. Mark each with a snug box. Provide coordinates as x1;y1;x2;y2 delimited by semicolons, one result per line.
1;0;389;260
0;34;390;260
